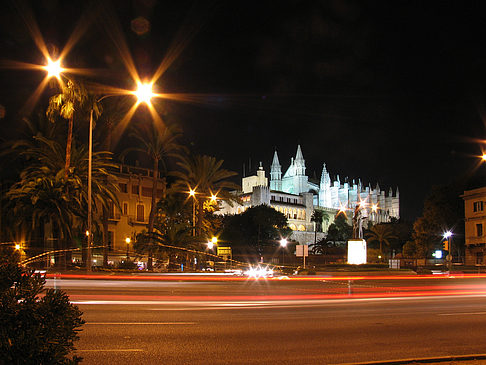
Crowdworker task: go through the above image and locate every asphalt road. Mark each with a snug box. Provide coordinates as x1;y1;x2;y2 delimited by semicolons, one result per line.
45;275;486;364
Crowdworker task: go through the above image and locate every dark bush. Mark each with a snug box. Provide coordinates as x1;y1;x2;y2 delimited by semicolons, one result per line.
0;252;84;364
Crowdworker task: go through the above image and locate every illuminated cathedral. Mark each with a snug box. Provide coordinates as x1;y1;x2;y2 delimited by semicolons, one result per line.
219;145;400;244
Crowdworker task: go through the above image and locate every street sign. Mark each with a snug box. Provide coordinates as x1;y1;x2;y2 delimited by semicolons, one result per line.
217;246;232;256
295;244;308;257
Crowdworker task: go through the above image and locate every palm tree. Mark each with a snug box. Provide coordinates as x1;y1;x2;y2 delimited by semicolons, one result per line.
46;79;100;179
172;154;239;238
311;209;330;244
122;123;184;270
365;224;397;260
4;133;118;268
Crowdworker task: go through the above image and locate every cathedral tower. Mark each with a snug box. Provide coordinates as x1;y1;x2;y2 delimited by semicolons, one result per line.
270;150;282;191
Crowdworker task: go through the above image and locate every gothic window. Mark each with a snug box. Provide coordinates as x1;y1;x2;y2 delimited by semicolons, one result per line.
289;224;297;230
474;201;484;212
298;225;306;231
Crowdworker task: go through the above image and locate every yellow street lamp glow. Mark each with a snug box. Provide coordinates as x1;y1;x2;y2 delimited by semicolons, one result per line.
189;189;196;197
211;237;218;244
125;237;131;244
85;230;90;237
280;238;288;247
15;244;21;250
134;81;154;104
44;57;63;79
482;153;486;161
372;204;378;213
207;241;214;250
210;194;217;202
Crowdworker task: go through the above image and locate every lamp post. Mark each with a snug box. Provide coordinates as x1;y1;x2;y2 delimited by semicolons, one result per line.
280;238;288;267
189;189;196;237
125;237;131;261
86;83;154;272
444;231;453;271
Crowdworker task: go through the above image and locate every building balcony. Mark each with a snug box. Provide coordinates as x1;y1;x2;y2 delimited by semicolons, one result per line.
466;236;486;245
128;215;148;226
108;213;121;221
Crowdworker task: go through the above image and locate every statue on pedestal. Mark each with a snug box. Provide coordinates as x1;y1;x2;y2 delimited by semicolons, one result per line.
352;204;368;239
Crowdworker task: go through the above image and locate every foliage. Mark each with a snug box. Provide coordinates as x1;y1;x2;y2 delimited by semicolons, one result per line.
46;79;100;179
326;213;352;244
2;122;119;266
172;154;239;236
365;224;397;258
0;250;84;364
122;122;184;269
134;190;193;257
221;205;291;256
411;184;464;260
311;208;329;232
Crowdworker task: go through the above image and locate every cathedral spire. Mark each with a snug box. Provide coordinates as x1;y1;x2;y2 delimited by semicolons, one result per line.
270;149;282;191
294;145;305;176
295;144;304;161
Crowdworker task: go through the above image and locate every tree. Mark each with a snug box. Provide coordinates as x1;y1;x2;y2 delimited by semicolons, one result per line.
4;132;119;268
123;123;184;270
365;224;397;260
311;208;329;244
411;184;465;263
221;205;291;258
134;190;193;267
46;80;98;180
0;249;84;364
173;154;239;237
326;213;352;244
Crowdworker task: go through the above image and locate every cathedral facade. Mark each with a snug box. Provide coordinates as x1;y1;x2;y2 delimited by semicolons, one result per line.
219;145;400;244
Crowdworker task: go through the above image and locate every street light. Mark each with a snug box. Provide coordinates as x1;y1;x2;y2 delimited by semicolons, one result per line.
280;238;287;267
443;230;453;271
207;237;217;250
43;57;63;80
189;189;196;237
86;84;156;272
125;237;131;261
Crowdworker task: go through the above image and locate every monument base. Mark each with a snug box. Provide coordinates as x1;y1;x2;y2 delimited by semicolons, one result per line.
347;239;367;265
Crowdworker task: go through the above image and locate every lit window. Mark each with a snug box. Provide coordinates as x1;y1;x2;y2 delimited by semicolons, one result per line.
289;224;297;230
298;225;306;231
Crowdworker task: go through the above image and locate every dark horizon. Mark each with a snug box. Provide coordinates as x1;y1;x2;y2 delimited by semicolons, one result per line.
1;0;485;221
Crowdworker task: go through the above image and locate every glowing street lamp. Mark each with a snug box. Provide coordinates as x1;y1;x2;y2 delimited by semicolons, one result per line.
280;238;288;266
207;237;217;250
125;237;131;260
482;153;486;162
134;81;154;105
443;230;453;271
86;84;158;272
43;57;63;79
189;189;196;237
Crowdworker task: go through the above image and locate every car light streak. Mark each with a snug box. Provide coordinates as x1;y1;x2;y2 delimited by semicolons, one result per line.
44;273;486;282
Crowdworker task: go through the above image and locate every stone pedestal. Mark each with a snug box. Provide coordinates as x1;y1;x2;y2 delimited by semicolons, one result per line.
347;239;367;265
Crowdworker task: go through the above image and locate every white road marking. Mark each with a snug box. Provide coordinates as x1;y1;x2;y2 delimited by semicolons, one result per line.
76;349;144;352
85;322;196;325
438;311;486;316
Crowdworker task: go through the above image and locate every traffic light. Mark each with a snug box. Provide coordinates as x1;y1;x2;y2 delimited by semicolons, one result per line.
443;240;449;251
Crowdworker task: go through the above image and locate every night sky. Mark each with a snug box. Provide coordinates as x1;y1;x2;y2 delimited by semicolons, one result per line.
1;0;485;221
